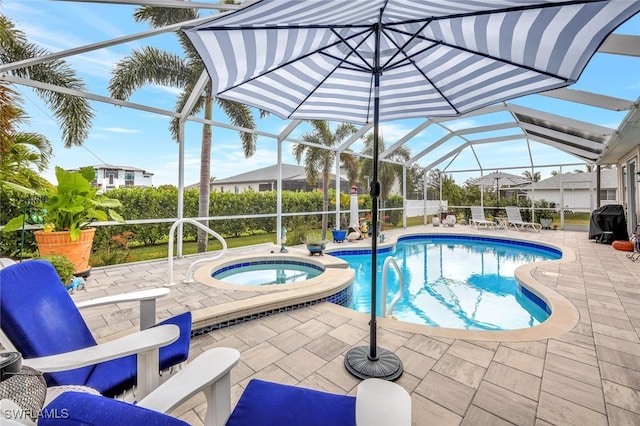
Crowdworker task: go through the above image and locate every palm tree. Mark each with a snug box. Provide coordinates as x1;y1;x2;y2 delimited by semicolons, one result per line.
522;170;541;182
0;10;93;149
0;83;52;189
109;5;257;253
360;133;411;201
574;164;595;173
294;120;358;240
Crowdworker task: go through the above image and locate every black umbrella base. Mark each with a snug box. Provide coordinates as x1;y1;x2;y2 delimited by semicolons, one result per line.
344;346;403;381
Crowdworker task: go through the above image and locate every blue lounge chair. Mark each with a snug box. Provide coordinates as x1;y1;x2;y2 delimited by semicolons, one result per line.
0;260;192;398
32;348;411;426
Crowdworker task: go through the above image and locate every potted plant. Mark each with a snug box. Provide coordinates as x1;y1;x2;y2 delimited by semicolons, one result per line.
2;166;124;274
303;231;326;256
539;210;553;230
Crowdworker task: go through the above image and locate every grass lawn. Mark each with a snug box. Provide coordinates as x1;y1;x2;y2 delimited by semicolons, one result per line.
91;232;277;266
560;212;590;225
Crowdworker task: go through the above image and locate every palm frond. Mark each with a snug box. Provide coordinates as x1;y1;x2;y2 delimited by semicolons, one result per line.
217;99;257;157
133;6;200;62
9;133;53;171
109;47;192;100
1;17;93;147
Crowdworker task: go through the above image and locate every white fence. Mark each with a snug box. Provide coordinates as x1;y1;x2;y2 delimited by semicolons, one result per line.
405;200;448;218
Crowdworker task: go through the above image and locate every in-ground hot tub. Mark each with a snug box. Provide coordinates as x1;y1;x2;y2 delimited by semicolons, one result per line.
211;259;323;285
191;254;354;334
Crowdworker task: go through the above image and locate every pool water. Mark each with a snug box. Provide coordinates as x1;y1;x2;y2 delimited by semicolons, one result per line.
212;262;322;285
334;236;561;330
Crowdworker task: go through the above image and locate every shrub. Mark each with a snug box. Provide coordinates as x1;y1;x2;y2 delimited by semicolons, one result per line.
37;255;75;284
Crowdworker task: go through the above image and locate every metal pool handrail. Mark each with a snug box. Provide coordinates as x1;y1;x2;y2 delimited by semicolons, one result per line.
381;257;404;318
167;218;227;286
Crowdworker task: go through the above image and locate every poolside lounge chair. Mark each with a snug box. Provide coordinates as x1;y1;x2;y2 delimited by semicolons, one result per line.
505;206;542;232
0;260;192;399
470;206;496;229
20;348;411;426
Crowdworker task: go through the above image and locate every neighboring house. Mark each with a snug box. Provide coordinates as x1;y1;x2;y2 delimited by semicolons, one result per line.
71;164;154;190
187;164;348;193
521;169;617;212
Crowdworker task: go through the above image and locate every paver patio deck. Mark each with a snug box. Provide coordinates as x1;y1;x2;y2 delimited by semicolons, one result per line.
71;224;640;425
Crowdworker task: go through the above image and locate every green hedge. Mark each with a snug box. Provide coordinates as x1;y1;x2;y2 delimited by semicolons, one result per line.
0;186;331;256
1;185;414;258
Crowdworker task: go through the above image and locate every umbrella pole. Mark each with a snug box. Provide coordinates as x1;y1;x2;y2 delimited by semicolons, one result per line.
344;17;402;381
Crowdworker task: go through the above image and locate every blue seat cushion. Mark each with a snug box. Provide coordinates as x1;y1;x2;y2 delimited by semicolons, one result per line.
157;311;192;371
0;260;97;387
226;379;356;426
40;391;189;425
0;260;192;397
85;354;137;397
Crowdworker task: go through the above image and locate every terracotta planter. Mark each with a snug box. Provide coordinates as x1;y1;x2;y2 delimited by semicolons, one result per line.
35;228;95;275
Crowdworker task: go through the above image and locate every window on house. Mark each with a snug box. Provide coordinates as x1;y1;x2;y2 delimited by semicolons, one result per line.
125;171;135;181
234;186;239;194
600;189;616;201
105;169;117;181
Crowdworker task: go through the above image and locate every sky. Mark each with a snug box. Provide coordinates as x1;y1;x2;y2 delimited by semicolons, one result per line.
2;1;640;188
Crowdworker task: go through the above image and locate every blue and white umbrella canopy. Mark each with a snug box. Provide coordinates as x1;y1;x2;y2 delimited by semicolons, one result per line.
184;0;640;381
184;0;639;124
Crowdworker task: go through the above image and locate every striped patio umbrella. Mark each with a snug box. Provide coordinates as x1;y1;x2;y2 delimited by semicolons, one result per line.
184;0;640;381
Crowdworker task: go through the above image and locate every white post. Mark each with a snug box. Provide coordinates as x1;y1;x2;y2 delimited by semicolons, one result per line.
439;172;443;213
276;140;283;246
402;166;407;228
335;151;341;230
350;185;359;228
177;119;185;258
530;166;536;222
559;165;564;228
423;169;428;225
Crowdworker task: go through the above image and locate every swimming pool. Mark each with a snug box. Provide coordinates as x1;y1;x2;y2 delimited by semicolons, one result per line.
333;235;561;330
212;260;323;285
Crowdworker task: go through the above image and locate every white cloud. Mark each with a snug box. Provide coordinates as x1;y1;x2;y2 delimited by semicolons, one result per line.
379;122;414;142
441;119;481;132
100;127;142;134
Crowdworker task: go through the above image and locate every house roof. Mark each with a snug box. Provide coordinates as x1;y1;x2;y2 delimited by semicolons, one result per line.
521;169;617;191
68;164;154;175
203;164;348;186
90;164;154;174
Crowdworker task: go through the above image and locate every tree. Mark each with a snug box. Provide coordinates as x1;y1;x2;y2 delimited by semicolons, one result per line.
425;169;462;205
407;165;426;199
108;5;257;253
574;164;595;173
0;83;52;189
550;170;559;176
522;170;541;182
359;133;411;202
0;11;93;149
425;169;444;200
294;120;358;240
